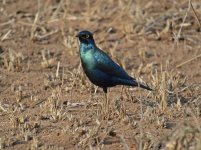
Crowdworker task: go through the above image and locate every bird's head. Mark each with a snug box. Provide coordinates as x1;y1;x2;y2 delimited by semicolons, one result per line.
76;30;95;45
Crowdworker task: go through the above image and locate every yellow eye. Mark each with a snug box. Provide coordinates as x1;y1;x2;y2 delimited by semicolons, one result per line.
86;34;89;38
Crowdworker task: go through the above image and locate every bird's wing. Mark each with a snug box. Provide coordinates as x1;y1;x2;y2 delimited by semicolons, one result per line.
94;49;132;79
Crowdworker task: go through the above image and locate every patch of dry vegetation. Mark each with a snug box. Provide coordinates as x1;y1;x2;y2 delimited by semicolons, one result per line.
0;0;201;149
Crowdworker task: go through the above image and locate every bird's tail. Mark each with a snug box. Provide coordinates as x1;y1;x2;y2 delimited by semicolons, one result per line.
117;78;153;91
132;79;153;91
138;83;153;91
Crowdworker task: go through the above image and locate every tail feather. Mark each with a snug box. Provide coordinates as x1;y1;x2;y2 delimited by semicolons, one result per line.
117;78;153;91
133;79;153;91
138;83;153;91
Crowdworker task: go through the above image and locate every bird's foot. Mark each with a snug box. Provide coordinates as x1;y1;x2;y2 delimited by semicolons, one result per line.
100;105;111;121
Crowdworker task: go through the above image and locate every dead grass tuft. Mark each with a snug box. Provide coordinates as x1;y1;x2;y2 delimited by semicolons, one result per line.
0;0;201;149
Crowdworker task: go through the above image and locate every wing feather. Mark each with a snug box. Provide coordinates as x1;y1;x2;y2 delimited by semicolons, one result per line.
94;49;132;80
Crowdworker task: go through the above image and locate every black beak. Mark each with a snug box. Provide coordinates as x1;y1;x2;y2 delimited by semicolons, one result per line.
75;34;80;38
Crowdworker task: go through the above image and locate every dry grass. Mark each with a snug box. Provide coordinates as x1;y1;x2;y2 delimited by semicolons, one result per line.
0;0;201;149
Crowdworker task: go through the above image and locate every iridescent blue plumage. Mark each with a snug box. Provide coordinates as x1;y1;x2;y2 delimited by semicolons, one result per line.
76;30;152;93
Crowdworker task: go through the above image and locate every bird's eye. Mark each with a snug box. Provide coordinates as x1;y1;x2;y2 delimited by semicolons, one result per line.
86;34;89;38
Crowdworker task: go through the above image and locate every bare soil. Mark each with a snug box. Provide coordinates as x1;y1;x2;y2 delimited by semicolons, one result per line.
0;0;201;150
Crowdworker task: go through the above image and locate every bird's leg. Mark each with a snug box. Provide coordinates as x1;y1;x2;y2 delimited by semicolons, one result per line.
105;91;109;114
120;86;124;98
103;87;109;116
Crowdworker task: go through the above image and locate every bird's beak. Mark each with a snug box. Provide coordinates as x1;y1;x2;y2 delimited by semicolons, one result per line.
75;34;80;38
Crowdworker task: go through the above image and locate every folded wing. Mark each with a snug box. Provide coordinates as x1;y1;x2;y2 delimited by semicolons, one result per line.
94;48;132;80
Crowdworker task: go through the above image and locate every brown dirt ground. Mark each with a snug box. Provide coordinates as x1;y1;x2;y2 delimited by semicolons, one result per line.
0;0;201;150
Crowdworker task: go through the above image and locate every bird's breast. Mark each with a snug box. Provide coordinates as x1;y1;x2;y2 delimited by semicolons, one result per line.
80;51;96;70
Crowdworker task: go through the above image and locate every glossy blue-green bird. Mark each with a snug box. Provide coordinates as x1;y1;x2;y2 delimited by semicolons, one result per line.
76;30;152;113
